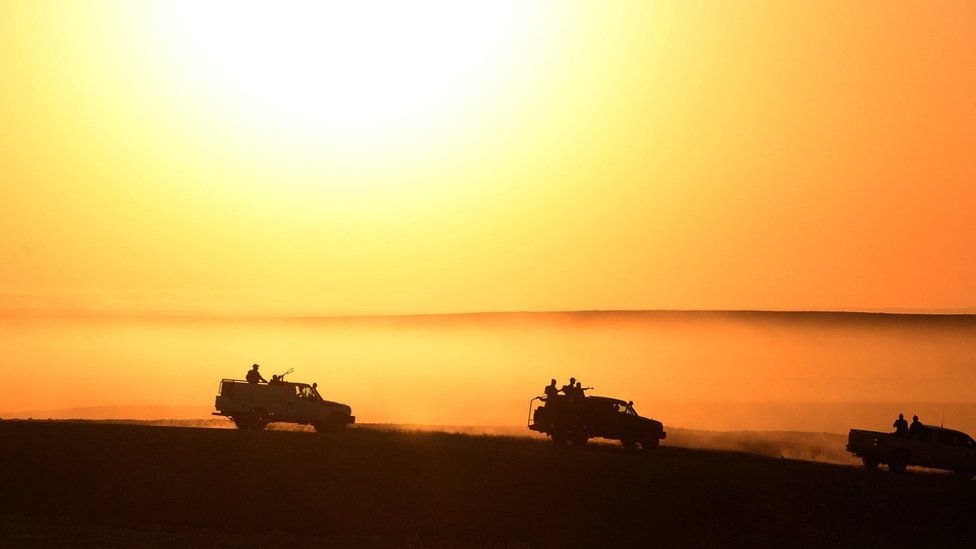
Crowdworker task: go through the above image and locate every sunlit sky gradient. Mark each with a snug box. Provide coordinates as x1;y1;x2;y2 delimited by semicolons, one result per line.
2;1;974;315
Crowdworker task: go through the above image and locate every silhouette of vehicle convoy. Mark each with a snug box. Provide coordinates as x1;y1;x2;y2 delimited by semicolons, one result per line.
529;395;666;448
847;426;976;475
214;379;354;432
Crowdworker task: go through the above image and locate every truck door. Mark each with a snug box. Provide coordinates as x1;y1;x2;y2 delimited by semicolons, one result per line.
933;429;960;470
594;402;623;438
611;402;636;440
590;402;614;438
294;385;317;421
905;429;930;465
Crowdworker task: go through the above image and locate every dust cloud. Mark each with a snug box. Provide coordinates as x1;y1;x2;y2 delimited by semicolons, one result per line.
358;423;858;465
665;429;857;465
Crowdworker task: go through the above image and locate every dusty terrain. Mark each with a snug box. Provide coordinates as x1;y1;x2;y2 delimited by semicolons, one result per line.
2;420;975;547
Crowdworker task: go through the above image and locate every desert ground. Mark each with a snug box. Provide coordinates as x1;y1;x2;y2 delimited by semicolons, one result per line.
2;420;975;547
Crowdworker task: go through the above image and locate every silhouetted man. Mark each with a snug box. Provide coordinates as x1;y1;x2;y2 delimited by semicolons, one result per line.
561;377;577;397
576;381;590;397
246;364;266;384
544;379;559;400
893;413;908;436
909;414;923;437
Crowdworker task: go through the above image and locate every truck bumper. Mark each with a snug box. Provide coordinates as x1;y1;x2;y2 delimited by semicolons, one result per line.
659;431;667;440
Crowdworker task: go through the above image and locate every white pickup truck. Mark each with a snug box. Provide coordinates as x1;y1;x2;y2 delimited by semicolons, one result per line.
846;425;976;475
214;379;355;432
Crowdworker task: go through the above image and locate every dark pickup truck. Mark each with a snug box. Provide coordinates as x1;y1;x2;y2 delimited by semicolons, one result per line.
528;394;666;449
847;425;976;475
214;378;355;432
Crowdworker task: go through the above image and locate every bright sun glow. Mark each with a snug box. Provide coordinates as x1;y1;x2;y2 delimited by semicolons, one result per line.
160;1;535;143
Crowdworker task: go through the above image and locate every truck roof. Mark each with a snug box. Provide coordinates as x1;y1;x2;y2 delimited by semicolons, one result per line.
583;396;629;406
222;378;312;388
853;425;974;440
919;425;971;437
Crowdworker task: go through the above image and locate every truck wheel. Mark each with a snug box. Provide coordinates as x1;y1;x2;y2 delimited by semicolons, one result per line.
888;451;908;473
550;432;568;445
621;439;637;449
231;414;266;430
861;456;879;470
570;431;588;447
313;415;348;433
641;437;660;450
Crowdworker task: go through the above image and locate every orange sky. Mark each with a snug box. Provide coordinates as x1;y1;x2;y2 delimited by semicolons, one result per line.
2;1;975;315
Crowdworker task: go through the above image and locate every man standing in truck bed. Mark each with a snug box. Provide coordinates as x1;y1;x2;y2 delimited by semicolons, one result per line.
544;379;559;400
909;415;924;438
561;377;578;397
246;364;267;384
893;413;908;436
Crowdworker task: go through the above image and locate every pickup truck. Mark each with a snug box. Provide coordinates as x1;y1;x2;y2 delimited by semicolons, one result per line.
528;395;666;449
214;378;355;432
846;425;976;475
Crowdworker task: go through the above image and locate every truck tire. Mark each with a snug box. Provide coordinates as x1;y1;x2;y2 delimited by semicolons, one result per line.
641;436;660;450
861;456;879;470
569;430;588;447
888;451;908;473
313;414;348;433
620;438;637;449
231;413;267;430
550;432;568;445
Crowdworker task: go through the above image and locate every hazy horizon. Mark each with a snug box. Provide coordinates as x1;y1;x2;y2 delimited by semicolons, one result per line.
4;310;974;433
7;402;976;437
3;305;976;318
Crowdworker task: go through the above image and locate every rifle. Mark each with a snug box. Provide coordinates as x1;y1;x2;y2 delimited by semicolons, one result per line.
277;367;295;381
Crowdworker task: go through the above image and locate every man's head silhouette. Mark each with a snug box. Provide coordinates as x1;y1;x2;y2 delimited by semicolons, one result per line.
252;364;259;370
